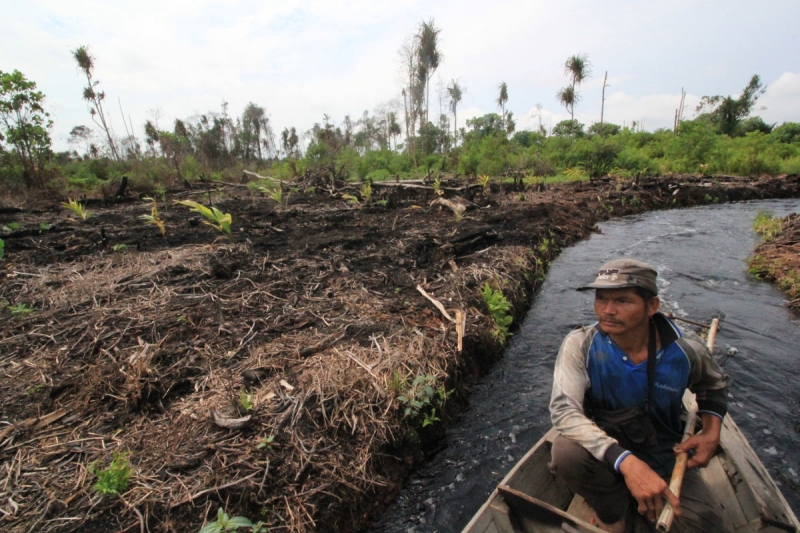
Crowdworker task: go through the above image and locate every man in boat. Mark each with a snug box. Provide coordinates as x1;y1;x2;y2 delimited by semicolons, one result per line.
549;258;729;533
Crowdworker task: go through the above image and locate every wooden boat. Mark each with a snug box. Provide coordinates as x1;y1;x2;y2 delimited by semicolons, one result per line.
462;412;799;533
462;318;799;533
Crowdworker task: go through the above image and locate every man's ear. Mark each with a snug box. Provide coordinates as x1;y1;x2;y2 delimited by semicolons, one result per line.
647;296;661;317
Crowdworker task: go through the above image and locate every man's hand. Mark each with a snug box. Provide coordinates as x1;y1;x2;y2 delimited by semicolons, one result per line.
619;454;681;522
676;414;722;469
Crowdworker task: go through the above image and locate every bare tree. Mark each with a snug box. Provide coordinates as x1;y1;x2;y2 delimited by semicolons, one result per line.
674;87;686;132
72;46;120;160
399;36;423;167
600;71;609;131
446;79;463;146
497;82;508;131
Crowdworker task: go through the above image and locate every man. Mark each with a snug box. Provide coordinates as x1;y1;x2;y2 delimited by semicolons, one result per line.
549;258;729;533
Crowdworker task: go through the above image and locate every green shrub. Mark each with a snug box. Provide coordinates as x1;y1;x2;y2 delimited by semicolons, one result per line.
181;155;203;181
65;163;103;192
779;155;800;175
771;122;800;144
395;374;450;427
456;132;515;177
366;168;391;181
725;132;781;176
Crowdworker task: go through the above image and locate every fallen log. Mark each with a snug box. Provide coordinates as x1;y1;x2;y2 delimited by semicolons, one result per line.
242;169;283;184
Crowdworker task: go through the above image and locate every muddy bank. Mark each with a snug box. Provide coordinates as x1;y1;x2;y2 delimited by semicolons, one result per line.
0;174;798;533
749;211;800;312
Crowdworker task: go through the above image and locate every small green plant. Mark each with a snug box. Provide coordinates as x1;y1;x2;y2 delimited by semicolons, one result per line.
376;199;388;207
88;452;133;495
387;370;405;392
0;238;4;260
747;255;765;278
112;243;128;252
61;198;90;220
7;303;35;317
199;508;266;533
140;196;166;236
25;383;46;395
361;181;373;204
480;282;513;343
432;177;444;196
538;236;552;254
342;193;361;206
257;184;284;206
422;408;440;427
256;435;275;450
753;211;781;241
477;174;491;190
453;210;464;222
39;222;51;233
395;374;450;427
175;200;232;237
2;222;20;232
239;390;254;412
630;196;641;208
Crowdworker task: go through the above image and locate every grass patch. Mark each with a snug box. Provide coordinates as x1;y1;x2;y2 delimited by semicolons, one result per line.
753;210;781;241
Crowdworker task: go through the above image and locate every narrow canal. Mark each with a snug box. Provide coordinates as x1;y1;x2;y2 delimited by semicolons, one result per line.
368;198;800;532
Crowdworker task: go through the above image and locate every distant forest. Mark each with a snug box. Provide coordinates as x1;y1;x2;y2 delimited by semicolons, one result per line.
2;20;799;197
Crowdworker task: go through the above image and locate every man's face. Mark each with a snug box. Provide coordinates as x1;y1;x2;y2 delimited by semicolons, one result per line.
593;288;658;336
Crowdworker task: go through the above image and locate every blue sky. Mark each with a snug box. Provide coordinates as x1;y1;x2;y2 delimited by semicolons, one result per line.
3;0;800;152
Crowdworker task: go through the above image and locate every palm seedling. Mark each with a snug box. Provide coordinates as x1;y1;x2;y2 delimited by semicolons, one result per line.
174;200;232;237
61;198;90;221
139;197;166;236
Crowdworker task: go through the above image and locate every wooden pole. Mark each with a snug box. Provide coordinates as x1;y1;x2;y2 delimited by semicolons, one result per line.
656;318;720;531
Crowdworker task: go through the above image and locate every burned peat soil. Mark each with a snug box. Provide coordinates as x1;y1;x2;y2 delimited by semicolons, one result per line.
750;211;800;313
1;174;798;533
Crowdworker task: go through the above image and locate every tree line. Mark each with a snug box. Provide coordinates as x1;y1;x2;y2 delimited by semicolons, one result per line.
1;19;799;197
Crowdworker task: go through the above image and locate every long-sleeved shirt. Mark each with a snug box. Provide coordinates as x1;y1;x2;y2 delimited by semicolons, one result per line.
550;312;728;476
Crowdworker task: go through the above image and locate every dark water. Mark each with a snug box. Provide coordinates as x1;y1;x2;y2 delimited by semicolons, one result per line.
368;199;800;533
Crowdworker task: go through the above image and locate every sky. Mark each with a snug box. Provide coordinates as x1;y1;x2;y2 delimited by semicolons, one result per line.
3;0;800;153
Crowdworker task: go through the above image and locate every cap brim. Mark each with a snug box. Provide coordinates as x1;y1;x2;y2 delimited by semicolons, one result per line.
576;280;656;293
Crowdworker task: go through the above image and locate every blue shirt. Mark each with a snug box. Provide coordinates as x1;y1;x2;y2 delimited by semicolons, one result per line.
585;318;689;475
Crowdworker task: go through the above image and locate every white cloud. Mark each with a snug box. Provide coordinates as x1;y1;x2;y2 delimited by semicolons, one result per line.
3;1;800;152
759;73;800;125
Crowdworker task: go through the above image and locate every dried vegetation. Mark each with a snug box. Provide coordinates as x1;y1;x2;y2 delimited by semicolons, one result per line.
0;173;798;532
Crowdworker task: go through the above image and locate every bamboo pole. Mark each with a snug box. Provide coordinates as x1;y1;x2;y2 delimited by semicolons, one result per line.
657;318;720;531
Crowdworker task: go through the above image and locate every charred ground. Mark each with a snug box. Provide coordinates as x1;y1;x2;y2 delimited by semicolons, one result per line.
1;174;798;533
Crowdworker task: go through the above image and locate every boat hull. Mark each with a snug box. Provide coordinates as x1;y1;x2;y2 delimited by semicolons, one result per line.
462;416;799;533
